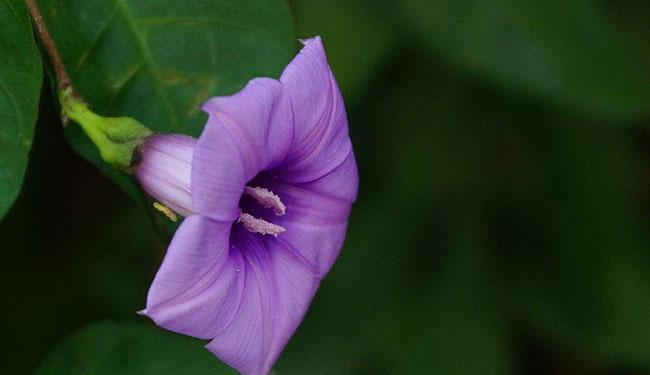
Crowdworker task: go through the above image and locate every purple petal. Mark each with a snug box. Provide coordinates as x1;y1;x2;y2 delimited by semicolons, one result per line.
262;238;319;369
277;37;353;186
206;228;319;375
192;78;293;221
144;219;320;375
294;149;358;204
249;145;357;276
142;215;245;339
134;134;196;216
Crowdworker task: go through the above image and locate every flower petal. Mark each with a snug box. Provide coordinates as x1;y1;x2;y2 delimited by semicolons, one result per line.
295;149;358;204
278;37;353;185
276;219;349;278
264;237;320;369
135;134;196;216
253;182;351;278
256;155;356;276
193;78;293;221
142;215;245;339
206;227;319;375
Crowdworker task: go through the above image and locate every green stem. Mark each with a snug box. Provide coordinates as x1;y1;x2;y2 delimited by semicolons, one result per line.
60;88;153;170
63;92;112;151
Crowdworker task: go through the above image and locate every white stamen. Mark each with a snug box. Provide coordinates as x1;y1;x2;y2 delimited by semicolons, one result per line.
244;186;286;216
237;212;286;237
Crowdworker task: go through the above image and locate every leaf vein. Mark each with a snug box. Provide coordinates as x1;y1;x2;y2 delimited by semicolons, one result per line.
76;5;120;70
0;79;24;144
4;0;19;19
107;61;146;107
112;0;179;128
136;16;269;35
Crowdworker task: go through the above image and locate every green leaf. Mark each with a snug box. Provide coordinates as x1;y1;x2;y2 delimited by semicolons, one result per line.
39;0;295;196
36;321;237;375
398;0;649;120
0;0;43;219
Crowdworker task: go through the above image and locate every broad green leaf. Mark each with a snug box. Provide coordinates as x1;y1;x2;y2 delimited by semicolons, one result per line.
0;94;166;373
0;0;43;219
398;0;649;120
36;321;237;375
39;0;295;196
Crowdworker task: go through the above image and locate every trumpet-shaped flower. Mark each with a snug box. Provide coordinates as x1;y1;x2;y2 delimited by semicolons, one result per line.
135;37;358;375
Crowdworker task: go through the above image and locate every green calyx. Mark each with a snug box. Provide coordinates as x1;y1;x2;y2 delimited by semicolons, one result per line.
59;88;153;170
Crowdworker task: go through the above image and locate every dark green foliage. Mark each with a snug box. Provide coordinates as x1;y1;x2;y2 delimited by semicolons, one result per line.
398;0;649;120
0;0;42;219
36;322;237;375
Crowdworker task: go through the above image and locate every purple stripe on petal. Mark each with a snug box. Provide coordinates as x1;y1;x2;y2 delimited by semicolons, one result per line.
205;228;319;375
206;230;274;375
278;37;353;185
142;215;243;339
262;240;319;370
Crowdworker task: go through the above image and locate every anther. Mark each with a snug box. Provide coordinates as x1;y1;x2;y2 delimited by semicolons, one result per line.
244;186;286;216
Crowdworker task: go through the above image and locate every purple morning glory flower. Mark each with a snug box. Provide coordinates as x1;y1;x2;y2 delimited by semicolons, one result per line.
135;37;358;375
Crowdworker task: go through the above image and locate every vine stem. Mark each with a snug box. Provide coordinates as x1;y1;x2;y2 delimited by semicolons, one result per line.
25;0;76;95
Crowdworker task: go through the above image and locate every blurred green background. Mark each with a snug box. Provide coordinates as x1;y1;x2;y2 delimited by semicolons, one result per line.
3;0;650;373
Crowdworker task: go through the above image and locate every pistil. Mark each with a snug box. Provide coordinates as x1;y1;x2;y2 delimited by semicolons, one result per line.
238;212;286;237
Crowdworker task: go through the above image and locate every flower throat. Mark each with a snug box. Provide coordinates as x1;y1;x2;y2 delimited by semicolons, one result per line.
237;186;286;237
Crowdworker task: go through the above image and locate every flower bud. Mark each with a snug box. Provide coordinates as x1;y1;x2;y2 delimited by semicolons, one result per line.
133;134;197;217
60;88;153;169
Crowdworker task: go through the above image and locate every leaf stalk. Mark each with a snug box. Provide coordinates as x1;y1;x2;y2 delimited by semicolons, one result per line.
25;0;74;95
